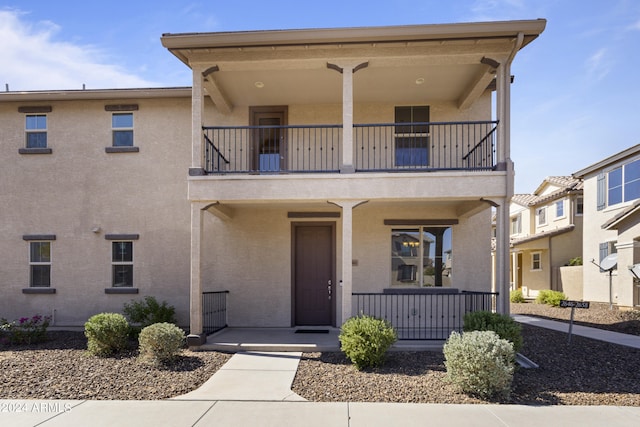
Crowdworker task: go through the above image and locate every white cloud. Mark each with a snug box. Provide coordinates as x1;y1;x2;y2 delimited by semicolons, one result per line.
585;48;611;81
0;9;156;91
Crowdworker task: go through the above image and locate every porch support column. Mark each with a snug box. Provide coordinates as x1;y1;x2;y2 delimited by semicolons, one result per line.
189;65;206;176
187;202;206;346
327;61;368;174
495;198;510;315
329;199;367;325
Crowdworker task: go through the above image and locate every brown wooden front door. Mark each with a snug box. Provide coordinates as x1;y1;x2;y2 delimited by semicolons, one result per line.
250;106;287;172
293;224;335;326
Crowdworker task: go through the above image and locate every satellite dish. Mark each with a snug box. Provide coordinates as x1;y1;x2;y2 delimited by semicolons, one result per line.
600;253;618;271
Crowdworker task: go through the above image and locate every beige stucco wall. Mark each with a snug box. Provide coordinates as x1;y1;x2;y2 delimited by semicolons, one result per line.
558;265;583;300
0;96;193;326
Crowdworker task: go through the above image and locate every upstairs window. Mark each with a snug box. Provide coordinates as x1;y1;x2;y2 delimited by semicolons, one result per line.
112;113;134;147
26;114;47;148
531;252;542;271
29;241;51;287
555;200;565;219
536;207;547;226
510;214;522;235
598;158;640;210
394;106;429;167
576;197;584;215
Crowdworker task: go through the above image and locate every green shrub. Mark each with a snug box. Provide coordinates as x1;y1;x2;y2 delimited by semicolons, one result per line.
535;290;566;307
123;296;177;334
138;322;185;365
444;330;515;399
84;313;130;356
463;311;522;352
339;314;397;370
509;289;525;303
568;257;583;266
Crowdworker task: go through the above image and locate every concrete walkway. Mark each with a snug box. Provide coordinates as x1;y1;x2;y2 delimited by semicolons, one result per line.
174;351;305;401
513;314;640;349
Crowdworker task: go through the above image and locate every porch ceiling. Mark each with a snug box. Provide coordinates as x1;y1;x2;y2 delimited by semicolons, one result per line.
162;20;546;109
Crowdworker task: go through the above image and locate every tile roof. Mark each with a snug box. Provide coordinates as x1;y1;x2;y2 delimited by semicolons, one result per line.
514;176;583;207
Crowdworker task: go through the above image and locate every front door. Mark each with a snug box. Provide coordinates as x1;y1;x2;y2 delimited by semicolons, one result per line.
293;224;334;326
250;106;287;172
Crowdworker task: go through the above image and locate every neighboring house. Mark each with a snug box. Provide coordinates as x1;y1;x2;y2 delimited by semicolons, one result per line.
574;144;640;308
0;20;546;341
507;177;583;299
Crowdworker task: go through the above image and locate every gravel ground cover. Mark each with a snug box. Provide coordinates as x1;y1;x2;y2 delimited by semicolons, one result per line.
1;302;639;403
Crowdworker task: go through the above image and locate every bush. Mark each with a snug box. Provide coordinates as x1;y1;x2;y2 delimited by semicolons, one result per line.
84;313;130;356
0;314;51;345
463;311;522;352
509;289;525;303
535;290;566;307
339;314;397;370
444;330;515;399
568;257;583;266
138;322;185;365
123;296;177;335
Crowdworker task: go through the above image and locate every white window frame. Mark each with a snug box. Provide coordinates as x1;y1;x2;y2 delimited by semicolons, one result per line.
25;114;48;148
111;241;134;287
510;214;522;235
555;199;565;219
531;252;542;271
536;207;547;226
29;241;51;287
111;113;134;147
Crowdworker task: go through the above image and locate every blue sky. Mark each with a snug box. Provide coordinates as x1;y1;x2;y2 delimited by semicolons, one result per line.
1;0;639;193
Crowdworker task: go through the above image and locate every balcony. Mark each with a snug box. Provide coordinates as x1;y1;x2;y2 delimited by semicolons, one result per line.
203;121;498;174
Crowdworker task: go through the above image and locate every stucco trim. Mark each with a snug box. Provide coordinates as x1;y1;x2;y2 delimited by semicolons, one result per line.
384;219;459;226
105;146;139;153
22;288;56;294
288;212;341;218
104;234;140;240
19;148;53;155
23;234;56;241
18;106;52;113
104;288;139;294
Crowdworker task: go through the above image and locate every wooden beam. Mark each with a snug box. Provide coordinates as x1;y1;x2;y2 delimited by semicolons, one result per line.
202;67;234;114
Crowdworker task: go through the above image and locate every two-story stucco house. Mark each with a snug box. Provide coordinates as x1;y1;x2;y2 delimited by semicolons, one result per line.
0;20;546;343
507;177;583;299
574;144;640;308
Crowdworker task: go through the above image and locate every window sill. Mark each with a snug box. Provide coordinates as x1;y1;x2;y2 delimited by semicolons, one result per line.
22;288;56;294
19;148;52;155
105;146;139;153
105;287;139;294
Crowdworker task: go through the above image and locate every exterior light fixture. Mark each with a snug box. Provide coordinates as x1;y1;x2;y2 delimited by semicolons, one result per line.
254;81;265;88
415;78;425;85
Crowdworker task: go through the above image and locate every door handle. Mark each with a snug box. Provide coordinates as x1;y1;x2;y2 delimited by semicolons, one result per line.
328;281;332;300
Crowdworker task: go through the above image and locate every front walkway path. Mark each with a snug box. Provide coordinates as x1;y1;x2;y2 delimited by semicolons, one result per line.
174;351;305;401
513;315;640;349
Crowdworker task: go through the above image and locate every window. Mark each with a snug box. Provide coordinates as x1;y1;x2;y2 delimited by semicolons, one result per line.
112;241;133;287
112;113;134;147
29;241;51;287
536;207;547;226
26;114;47;148
531;252;541;271
598;241;617;271
394;106;429;167
391;226;452;287
510;214;522;235
576;197;584;215
598;159;640;210
555;200;565;219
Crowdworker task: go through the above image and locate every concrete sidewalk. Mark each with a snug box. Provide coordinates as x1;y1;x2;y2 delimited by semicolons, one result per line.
513;314;640;349
2;400;640;426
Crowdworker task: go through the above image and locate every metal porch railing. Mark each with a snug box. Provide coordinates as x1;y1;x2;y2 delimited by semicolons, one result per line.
202;291;229;334
202;120;497;174
352;290;497;340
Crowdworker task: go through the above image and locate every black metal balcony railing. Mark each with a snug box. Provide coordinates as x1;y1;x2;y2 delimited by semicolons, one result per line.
352;290;497;340
355;121;497;171
203;121;497;174
202;291;229;334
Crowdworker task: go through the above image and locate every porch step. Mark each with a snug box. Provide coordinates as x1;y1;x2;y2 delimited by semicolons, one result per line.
192;328;446;353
